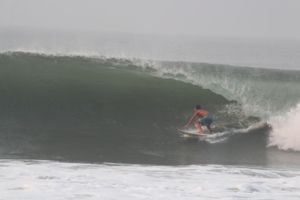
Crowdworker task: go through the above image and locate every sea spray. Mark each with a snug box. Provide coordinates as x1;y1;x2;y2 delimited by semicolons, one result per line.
145;61;300;119
269;104;300;151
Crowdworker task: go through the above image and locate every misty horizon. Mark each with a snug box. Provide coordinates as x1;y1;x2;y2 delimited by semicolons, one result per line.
1;0;300;39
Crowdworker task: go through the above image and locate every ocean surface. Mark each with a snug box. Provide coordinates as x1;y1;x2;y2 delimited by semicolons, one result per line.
0;29;300;199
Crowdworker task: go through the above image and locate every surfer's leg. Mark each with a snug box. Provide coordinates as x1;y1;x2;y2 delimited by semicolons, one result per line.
194;121;203;133
206;124;213;133
204;116;213;133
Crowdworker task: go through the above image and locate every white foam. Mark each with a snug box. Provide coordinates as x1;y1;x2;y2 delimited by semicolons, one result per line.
269;104;300;151
0;159;300;200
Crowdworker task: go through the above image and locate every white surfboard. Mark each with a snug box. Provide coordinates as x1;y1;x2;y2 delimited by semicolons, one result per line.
177;128;210;138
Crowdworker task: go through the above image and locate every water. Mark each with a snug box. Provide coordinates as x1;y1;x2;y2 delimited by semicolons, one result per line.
0;29;300;199
1;160;300;200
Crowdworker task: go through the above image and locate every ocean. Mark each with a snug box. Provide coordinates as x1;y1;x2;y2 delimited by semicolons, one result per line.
0;30;300;199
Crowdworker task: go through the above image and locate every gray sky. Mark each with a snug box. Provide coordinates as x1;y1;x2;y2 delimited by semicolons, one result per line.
1;0;300;38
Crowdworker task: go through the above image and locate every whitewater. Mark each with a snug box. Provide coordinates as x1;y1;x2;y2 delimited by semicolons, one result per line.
1;160;300;200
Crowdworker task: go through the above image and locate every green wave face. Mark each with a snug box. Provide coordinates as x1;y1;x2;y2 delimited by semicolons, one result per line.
0;53;228;128
0;53;234;164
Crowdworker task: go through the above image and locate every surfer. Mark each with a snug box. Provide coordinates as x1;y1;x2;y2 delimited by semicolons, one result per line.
183;105;213;133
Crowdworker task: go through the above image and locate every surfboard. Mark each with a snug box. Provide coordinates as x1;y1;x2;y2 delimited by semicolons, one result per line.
177;129;210;138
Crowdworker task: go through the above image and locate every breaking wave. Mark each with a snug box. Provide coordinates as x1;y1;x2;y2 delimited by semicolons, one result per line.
0;52;299;165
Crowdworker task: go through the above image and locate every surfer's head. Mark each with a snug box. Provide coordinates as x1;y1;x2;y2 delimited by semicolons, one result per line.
195;105;202;110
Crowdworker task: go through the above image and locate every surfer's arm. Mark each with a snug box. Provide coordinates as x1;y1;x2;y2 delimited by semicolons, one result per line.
183;112;197;128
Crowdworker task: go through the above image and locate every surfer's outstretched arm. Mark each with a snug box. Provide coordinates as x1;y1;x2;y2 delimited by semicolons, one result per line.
183;112;197;128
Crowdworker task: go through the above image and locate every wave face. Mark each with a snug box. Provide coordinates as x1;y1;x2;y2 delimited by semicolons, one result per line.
0;52;300;167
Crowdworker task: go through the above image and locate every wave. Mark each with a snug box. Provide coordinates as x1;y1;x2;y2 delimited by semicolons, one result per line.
132;59;300;151
0;52;299;165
